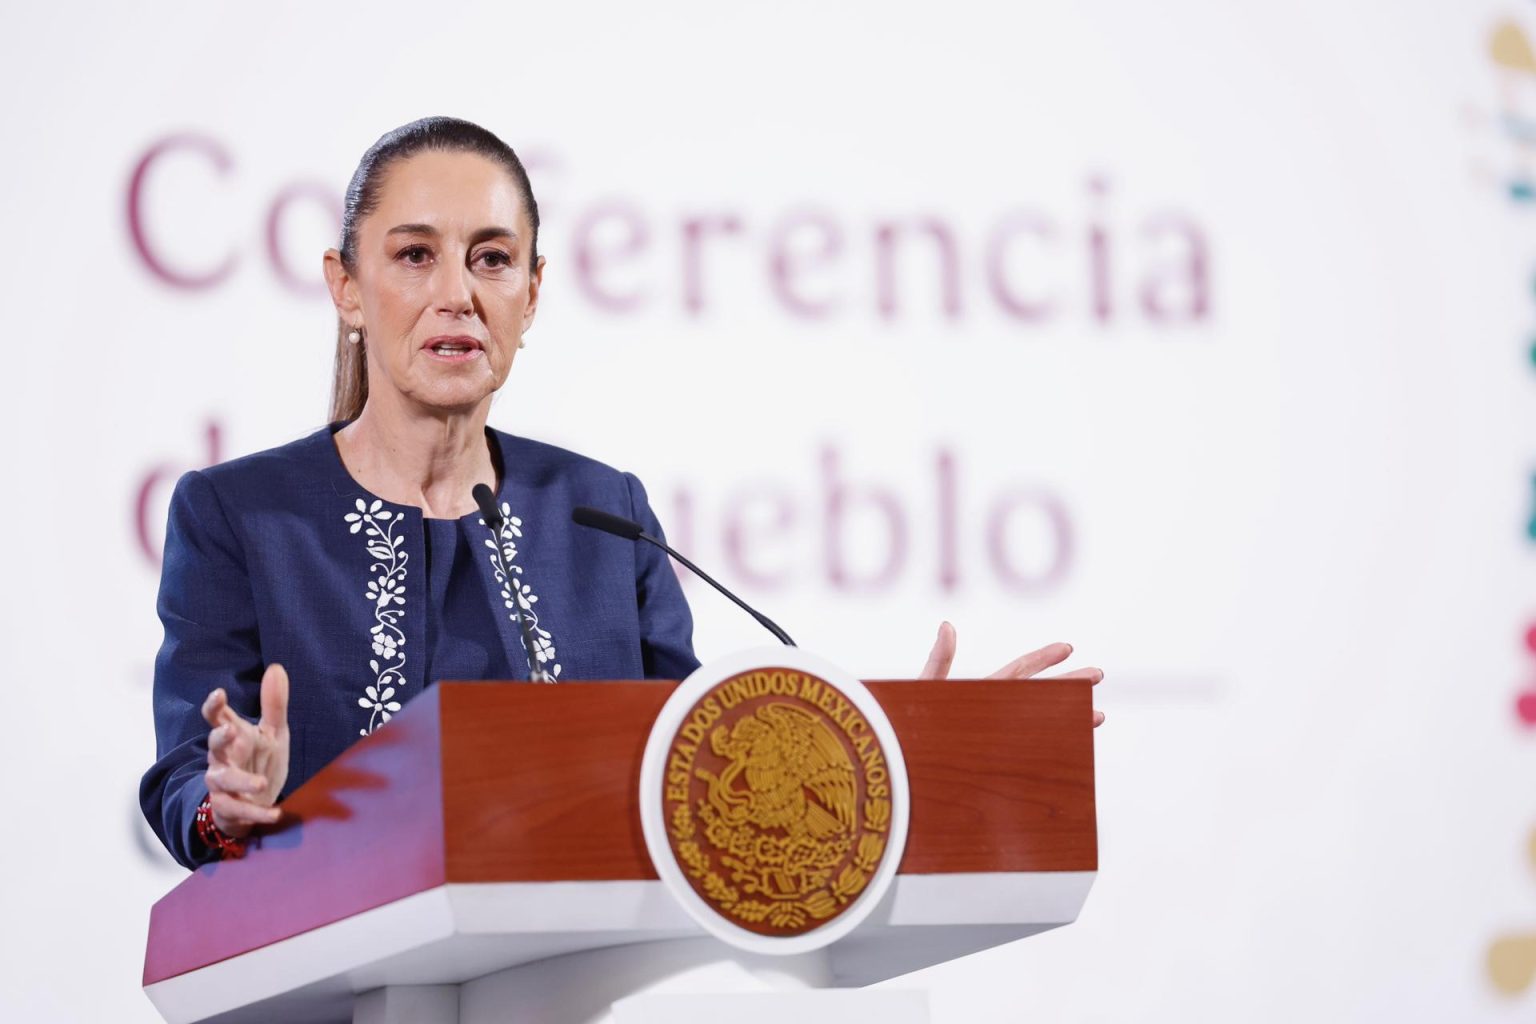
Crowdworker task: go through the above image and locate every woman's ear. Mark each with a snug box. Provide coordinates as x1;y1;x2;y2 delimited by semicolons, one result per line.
522;255;546;333
323;249;362;322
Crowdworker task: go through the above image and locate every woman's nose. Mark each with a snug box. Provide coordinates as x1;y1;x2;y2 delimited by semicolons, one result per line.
433;261;475;316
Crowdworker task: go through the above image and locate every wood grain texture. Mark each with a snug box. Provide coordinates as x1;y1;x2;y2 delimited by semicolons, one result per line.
438;679;1096;881
868;679;1098;874
440;682;669;882
144;676;1096;984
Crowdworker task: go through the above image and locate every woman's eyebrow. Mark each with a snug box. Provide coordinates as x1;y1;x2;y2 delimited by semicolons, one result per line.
385;223;518;244
470;226;517;244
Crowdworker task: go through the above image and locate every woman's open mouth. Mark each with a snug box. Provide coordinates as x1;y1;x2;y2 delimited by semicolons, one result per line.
424;336;483;362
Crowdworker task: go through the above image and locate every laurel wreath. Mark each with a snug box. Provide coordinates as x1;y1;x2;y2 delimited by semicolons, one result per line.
669;797;891;930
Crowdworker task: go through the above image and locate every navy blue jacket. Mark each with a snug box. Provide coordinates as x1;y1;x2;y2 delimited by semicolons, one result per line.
140;424;699;868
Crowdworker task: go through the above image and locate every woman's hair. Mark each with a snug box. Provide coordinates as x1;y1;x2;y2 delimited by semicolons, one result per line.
329;116;542;423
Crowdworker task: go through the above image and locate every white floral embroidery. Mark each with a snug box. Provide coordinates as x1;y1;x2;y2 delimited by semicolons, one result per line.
479;501;562;681
345;498;408;734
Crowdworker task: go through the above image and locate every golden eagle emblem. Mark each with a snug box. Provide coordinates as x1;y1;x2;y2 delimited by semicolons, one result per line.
663;670;893;935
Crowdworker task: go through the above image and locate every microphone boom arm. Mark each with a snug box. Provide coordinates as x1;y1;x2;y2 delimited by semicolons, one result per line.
636;531;797;647
571;505;795;647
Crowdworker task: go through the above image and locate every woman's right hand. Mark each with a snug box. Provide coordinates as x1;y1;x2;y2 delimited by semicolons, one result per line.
200;663;291;838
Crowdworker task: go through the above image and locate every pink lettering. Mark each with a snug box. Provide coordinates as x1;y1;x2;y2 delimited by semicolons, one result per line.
822;445;907;590
769;210;842;318
127;134;236;290
1140;215;1210;323
986;213;1058;321
723;486;797;589
986;489;1073;592
874;217;962;320
266;182;341;297
135;420;224;565
681;214;743;315
574;202;650;312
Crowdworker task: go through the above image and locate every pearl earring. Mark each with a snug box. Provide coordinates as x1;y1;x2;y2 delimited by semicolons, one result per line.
519;338;527;349
347;327;362;344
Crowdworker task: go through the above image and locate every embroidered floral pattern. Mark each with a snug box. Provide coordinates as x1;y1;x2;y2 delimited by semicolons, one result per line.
480;501;562;680
345;498;408;734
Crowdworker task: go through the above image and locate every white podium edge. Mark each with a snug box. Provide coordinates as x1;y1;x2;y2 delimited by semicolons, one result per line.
144;871;1095;1024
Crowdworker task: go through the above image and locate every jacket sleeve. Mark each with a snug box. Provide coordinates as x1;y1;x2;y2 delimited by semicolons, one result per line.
139;469;267;869
623;471;701;680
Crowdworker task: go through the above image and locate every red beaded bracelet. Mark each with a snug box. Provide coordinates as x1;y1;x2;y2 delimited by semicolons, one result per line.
195;796;249;860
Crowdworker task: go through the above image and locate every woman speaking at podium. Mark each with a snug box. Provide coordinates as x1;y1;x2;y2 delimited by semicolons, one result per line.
140;117;1103;870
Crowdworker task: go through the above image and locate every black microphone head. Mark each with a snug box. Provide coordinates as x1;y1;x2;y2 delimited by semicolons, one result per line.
472;483;502;528
572;506;644;541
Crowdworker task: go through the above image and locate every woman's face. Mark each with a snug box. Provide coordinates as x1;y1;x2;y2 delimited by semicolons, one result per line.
324;149;542;417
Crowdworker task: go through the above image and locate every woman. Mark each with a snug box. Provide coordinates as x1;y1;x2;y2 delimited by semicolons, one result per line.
140;117;1103;871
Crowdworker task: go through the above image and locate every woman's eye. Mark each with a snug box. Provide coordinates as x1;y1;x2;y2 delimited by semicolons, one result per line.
477;250;511;269
399;246;431;265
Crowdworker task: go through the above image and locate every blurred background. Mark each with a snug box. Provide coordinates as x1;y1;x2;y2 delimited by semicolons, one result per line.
0;1;1532;1020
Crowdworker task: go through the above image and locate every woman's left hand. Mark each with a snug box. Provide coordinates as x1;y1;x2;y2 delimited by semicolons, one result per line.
918;621;1105;727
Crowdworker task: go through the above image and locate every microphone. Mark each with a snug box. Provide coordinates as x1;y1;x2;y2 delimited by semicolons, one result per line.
473;484;556;683
572;505;796;647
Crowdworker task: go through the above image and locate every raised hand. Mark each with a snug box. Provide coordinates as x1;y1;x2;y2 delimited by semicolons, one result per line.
918;621;1105;727
200;662;292;838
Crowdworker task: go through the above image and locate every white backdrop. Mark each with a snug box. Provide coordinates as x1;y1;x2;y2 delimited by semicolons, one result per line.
0;1;1532;1021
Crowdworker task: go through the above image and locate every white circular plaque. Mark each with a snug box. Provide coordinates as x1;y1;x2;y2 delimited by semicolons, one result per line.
638;647;910;955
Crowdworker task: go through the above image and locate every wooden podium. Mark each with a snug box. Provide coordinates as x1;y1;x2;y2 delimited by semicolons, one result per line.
142;678;1097;1024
